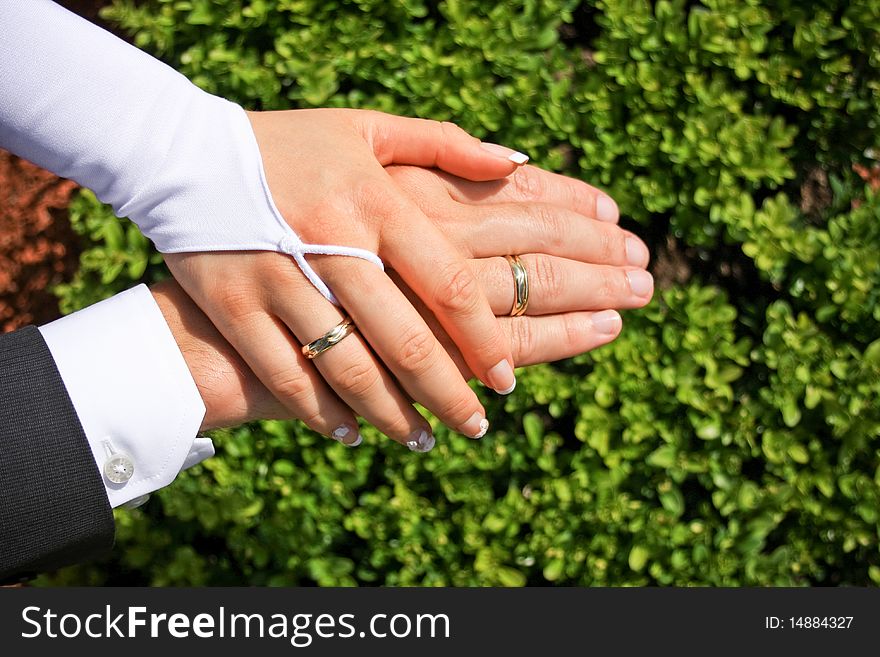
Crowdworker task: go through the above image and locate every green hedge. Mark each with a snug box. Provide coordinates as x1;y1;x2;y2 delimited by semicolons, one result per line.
42;0;880;586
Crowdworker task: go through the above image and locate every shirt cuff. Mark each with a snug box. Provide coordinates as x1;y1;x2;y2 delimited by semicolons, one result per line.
38;284;209;508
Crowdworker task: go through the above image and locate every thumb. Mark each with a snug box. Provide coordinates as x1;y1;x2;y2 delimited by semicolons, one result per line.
358;111;529;181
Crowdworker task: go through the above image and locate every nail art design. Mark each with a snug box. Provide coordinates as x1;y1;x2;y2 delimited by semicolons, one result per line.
480;142;530;165
406;430;435;453
332;425;362;447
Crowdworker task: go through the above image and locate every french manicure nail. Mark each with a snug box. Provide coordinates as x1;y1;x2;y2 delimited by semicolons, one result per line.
406;429;435;453
332;425;362;447
462;412;490;439
596;195;619;222
592;309;622;336
625;236;649;266
480;142;530;165
487;359;516;394
627;269;654;297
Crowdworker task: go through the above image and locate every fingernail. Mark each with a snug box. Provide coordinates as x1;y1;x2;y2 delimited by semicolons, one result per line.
596;195;619;222
462;412;490;439
480;142;529;165
625;236;649;266
592;309;622;337
626;269;654;297
405;429;435;453
332;425;363;447
487;359;516;394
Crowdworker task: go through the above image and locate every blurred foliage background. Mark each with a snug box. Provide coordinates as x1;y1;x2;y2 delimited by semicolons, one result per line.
40;0;880;586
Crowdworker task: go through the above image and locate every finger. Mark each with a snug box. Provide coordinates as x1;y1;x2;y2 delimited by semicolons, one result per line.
391;273;624;374
165;253;360;445
316;257;491;439
444;200;649;267
212;311;360;444
472;255;654;315
501;311;624;366
360;111;528;181
429;164;620;223
381;211;518;395
268;267;437;452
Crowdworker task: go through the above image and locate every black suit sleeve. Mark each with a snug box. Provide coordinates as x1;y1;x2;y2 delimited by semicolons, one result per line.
0;326;114;583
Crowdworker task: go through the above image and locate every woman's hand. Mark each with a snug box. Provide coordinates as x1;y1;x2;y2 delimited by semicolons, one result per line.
165;162;650;449
166;109;532;448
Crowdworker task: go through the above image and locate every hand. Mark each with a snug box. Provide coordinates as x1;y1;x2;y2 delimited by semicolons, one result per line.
157;165;652;440
165;109;531;447
150;251;636;434
385;163;653;378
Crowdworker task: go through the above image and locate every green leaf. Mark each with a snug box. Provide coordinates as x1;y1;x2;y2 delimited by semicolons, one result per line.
523;412;544;446
543;559;564;582
629;545;651;572
647;444;677;469
496;567;527;587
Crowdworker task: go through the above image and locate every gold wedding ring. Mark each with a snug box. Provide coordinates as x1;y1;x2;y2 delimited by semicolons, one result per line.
302;315;356;359
505;255;529;317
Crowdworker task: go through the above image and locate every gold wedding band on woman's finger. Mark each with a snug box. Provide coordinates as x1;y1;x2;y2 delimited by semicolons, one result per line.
302;315;357;359
505;255;529;317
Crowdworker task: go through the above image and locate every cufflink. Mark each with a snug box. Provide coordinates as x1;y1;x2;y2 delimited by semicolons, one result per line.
101;439;134;484
104;453;135;484
121;494;150;509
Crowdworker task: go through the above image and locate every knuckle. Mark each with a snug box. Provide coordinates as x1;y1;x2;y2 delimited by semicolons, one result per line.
597;269;621;304
509;315;538;362
381;415;416;442
436;389;478;424
529;205;566;252
597;226;626;264
530;255;564;302
299;408;330;434
561;314;583;349
213;283;263;322
511;168;545;201
393;325;439;376
269;369;315;409
439;119;463;135
439;120;472;145
333;358;382;399
262;258;301;290
571;179;596;213
435;121;469;166
433;262;481;315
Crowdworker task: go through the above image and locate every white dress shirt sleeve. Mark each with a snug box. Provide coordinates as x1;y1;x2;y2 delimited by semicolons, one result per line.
0;0;381;305
38;285;210;509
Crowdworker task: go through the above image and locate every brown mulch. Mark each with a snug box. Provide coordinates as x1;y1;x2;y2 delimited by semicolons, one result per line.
0;152;81;333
